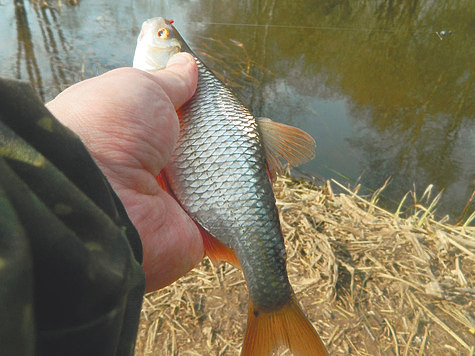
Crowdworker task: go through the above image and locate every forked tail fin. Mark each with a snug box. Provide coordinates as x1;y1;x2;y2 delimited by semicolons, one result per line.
242;295;328;356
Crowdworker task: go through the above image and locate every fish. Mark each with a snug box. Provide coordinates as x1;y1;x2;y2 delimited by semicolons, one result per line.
133;17;328;356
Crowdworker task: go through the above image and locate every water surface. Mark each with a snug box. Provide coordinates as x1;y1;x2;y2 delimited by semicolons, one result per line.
1;0;473;222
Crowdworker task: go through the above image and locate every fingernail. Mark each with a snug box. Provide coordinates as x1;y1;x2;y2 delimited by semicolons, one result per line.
167;52;194;67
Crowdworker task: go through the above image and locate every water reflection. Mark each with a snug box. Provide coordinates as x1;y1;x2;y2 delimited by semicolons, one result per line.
33;1;71;92
184;0;474;222
2;0;473;222
14;0;43;98
13;0;79;100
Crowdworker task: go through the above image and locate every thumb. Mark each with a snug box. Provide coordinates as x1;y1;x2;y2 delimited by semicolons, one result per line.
149;52;198;109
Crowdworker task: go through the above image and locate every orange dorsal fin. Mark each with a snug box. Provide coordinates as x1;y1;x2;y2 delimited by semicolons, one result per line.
242;295;328;356
199;225;241;268
257;117;316;181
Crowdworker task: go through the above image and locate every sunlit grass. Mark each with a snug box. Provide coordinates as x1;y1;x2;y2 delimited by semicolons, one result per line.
136;175;474;355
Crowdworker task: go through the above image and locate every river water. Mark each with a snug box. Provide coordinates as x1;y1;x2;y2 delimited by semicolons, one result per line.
1;0;473;222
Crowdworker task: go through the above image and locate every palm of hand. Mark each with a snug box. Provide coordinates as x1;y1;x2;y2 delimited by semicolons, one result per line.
46;56;203;292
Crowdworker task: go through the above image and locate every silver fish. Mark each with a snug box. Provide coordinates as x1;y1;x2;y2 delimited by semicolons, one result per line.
133;17;327;356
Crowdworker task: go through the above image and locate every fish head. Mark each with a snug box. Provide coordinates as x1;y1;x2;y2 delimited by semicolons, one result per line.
133;17;181;71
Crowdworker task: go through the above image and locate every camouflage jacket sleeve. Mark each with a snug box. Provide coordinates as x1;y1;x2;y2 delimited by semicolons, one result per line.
0;78;145;356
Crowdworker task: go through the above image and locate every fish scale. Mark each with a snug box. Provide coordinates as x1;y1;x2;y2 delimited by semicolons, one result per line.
166;59;292;310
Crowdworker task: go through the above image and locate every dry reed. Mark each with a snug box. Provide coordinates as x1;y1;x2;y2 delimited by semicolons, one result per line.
135;175;474;355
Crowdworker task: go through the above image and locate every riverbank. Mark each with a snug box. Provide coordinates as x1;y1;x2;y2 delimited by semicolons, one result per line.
135;175;474;355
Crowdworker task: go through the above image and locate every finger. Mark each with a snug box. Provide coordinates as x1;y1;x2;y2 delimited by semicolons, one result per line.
149;52;198;109
121;188;204;291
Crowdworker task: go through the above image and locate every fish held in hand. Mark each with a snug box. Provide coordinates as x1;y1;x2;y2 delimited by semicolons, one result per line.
133;17;327;356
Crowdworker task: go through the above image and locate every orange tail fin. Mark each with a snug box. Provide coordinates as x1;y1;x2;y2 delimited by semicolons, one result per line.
242;295;328;356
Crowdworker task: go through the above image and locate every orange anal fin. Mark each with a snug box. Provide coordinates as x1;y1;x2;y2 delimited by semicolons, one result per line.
199;226;240;268
156;170;240;268
242;295;328;356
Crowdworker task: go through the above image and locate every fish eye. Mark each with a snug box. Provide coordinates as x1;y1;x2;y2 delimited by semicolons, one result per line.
157;28;170;39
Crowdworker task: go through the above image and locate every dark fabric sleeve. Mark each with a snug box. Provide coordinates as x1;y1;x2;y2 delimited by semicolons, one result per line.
0;78;145;356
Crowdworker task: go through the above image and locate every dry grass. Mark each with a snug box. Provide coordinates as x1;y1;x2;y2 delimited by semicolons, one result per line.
135;176;474;355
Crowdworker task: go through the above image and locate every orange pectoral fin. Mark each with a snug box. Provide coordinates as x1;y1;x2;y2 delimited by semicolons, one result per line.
156;170;172;192
199;225;240;268
242;295;328;356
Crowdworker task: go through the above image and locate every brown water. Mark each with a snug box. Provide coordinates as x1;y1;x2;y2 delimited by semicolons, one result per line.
1;0;473;223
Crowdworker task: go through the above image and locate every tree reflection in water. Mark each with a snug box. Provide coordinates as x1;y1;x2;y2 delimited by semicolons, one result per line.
6;0;474;222
187;0;474;222
14;0;78;101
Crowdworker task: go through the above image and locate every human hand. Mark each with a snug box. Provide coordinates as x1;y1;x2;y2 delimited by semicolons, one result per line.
46;53;203;292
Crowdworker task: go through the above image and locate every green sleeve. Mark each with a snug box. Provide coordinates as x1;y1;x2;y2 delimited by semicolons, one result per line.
0;78;145;356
